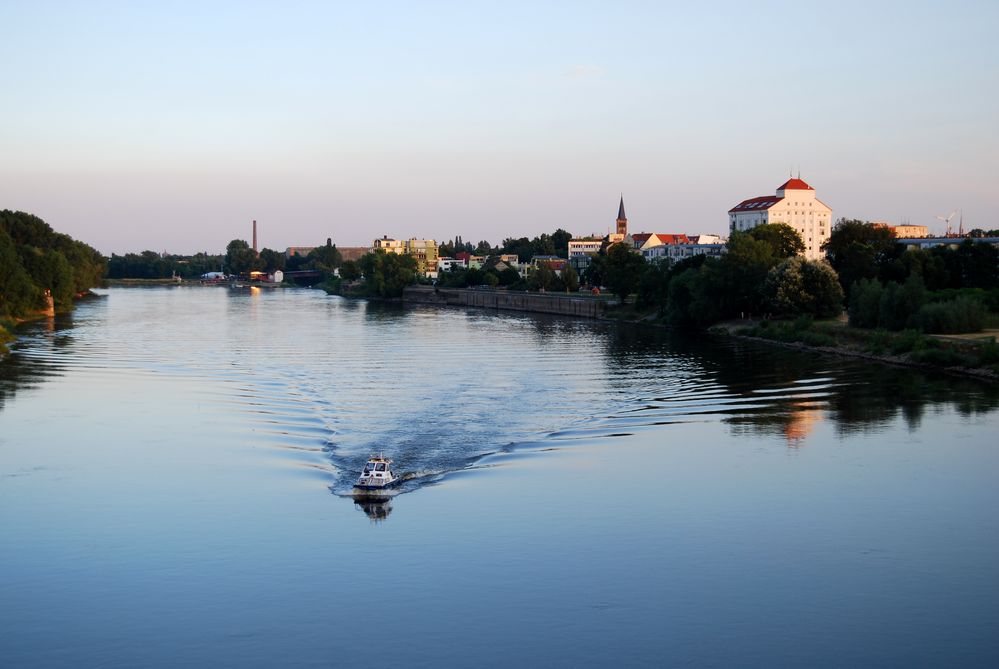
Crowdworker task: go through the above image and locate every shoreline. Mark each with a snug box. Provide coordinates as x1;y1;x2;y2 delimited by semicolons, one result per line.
397;286;999;383
713;326;999;383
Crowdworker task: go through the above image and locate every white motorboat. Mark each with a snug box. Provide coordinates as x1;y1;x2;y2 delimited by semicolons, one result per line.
354;456;401;492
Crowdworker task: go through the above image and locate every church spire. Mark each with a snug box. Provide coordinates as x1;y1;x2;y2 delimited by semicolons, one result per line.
616;195;627;236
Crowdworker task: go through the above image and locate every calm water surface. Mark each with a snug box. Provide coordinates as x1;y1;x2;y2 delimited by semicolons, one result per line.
1;286;997;667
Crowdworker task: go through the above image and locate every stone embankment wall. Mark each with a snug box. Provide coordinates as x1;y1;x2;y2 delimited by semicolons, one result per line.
403;286;607;319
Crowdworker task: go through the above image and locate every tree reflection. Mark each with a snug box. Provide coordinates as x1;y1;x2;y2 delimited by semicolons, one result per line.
0;315;74;412
599;323;999;444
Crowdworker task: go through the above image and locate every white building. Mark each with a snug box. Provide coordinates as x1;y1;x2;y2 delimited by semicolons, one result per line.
728;178;832;260
643;243;725;263
437;257;467;272
568;237;603;270
372;236;406;253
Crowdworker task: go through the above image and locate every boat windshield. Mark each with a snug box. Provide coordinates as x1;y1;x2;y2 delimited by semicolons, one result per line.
375;463;386;472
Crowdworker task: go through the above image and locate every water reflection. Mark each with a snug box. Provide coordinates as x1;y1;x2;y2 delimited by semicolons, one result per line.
3;288;999;502
0;313;77;410
354;498;393;521
600;327;999;441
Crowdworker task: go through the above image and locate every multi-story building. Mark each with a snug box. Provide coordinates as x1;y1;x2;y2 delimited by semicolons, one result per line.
371;236;438;276
373;236;406;253
437;257;467;273
568;237;603;271
892;225;929;238
631;233;692;253
405;238;439;275
728;177;832;260
644;242;725;263
285;246;316;258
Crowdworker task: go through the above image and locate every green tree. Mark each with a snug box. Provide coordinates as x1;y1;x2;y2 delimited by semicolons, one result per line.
748;223;805;259
637;258;672;314
822;219;896;296
552;229;573;258
582;253;606;288
1;210;104;317
955;239;999;289
762;257;843;318
309;238;342;273
528;262;557;291
258;248;286;273
358;250;417;297
560;263;580;292
225;239;258;276
848;278;883;328
340;259;361;281
497;267;520;286
0;227;40;316
665;263;722;327
602;243;647;302
879;274;927;330
715;232;777;317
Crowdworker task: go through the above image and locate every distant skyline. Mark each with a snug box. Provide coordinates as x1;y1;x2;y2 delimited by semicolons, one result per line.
2;1;997;255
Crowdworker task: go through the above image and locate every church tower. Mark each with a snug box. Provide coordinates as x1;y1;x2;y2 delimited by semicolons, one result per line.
616;195;627;236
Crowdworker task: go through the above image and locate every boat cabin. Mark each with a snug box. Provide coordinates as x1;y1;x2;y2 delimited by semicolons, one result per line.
355;456;398;490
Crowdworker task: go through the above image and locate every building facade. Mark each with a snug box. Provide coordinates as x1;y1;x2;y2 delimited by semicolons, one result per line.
644;242;725;263
728;178;832;260
371;236;439;276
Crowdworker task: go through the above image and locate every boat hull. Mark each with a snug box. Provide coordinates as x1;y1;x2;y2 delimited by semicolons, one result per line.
353;480;402;492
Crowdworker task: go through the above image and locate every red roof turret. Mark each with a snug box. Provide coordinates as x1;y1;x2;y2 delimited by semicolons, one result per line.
777;178;813;191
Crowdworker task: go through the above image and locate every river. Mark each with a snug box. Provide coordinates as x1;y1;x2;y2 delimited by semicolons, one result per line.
2;286;998;667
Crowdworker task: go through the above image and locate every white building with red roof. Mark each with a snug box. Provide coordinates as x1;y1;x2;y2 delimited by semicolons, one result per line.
630;232;691;253
728;178;832;260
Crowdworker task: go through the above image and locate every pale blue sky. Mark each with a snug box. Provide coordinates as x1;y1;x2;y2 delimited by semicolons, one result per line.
1;0;996;253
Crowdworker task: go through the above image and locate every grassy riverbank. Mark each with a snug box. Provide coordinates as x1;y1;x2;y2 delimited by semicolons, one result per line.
710;317;999;380
592;300;999;380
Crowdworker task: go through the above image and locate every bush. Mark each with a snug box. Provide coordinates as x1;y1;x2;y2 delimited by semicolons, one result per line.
762;257;843;318
889;329;925;355
867;329;890;355
848;278;883;328
978;338;999;365
800;331;835;347
879;274;926;331
912;297;985;334
911;347;973;367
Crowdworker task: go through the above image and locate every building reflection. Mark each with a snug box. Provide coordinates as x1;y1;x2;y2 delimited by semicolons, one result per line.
783;404;823;447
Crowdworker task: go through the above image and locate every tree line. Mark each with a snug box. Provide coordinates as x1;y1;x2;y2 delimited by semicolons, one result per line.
1;210;105;319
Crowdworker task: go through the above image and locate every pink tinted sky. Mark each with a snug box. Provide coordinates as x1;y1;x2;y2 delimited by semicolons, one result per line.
2;1;996;254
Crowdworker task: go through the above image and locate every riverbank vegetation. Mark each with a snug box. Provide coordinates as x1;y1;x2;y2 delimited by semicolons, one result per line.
1;210;106;354
720;317;999;377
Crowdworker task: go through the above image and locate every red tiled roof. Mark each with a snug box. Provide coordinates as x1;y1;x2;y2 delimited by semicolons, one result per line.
654;234;691;245
777;178;813;191
729;196;782;213
632;233;654;243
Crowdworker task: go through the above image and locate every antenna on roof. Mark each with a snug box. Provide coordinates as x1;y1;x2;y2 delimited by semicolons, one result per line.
797;167;801;179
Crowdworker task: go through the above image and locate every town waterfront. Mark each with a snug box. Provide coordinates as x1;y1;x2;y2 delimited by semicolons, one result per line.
2;286;998;667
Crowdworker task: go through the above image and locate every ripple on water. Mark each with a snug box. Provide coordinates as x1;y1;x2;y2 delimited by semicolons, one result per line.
7;287;997;500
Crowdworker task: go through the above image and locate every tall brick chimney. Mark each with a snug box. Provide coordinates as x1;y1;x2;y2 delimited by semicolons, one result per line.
252;220;258;254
